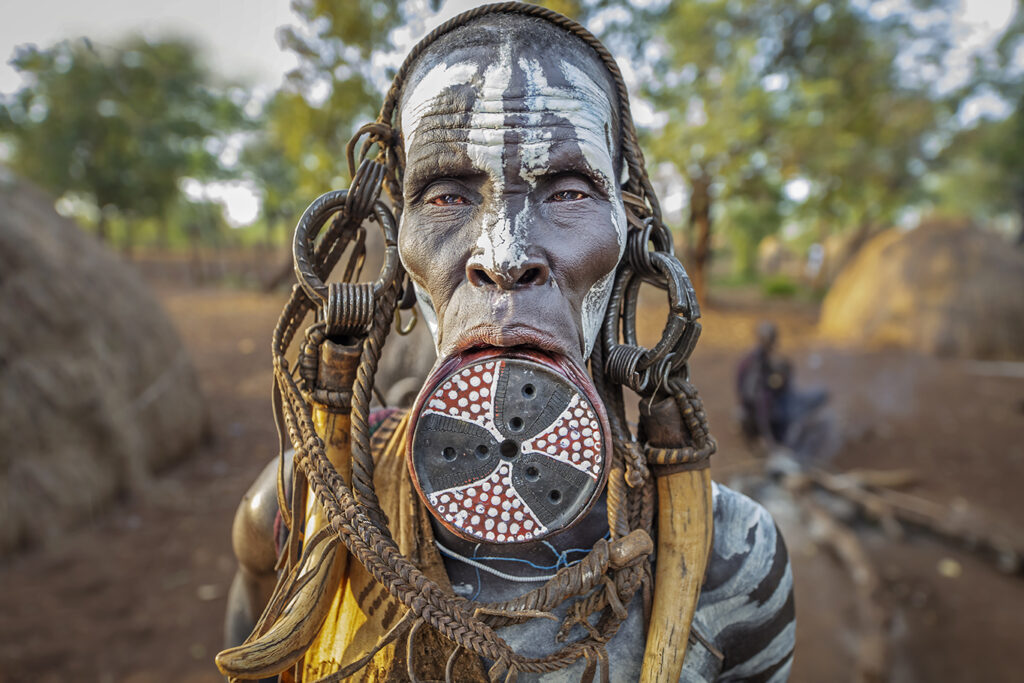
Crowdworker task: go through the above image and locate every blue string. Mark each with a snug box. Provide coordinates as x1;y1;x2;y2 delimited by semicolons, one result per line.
471;564;483;601
467;533;611;575
462;532;614;599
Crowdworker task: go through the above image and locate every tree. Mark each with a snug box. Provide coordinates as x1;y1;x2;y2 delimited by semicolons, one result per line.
252;0;405;196
935;1;1024;242
933;101;1024;240
0;36;245;247
641;0;956;301
238;0;410;261
239;0;417;286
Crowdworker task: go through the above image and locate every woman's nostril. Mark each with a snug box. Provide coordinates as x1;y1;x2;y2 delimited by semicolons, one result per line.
469;264;546;288
518;268;539;286
471;268;495;286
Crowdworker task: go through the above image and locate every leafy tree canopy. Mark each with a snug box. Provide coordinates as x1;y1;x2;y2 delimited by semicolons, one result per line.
0;36;247;239
632;0;961;295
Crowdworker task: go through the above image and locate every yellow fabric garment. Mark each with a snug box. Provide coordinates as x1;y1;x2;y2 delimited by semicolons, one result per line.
299;411;487;682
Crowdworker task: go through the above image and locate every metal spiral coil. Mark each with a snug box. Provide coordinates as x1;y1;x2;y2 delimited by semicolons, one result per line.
326;282;375;337
604;343;649;393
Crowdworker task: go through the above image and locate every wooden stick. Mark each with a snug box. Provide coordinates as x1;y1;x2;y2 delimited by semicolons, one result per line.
806;469;1024;574
216;406;350;679
217;341;360;679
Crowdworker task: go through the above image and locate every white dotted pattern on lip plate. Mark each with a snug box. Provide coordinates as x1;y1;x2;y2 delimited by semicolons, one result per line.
422;359;504;443
427;461;549;543
418;356;604;543
519;393;602;480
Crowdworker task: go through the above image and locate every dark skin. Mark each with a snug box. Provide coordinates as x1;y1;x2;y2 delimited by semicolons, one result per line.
225;23;688;645
224;19;797;683
397;34;626;366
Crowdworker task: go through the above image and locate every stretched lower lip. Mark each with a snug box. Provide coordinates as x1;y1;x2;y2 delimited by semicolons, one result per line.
415;345;604;437
406;341;613;544
434;345;576;390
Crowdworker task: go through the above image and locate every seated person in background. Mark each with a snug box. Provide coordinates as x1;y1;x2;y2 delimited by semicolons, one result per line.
737;321;830;460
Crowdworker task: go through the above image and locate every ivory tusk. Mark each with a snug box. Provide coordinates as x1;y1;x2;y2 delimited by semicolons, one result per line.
639;467;713;682
216;534;344;678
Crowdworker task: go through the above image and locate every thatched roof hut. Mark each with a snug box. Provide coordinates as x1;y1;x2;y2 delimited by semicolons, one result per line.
0;170;207;555
819;219;1024;359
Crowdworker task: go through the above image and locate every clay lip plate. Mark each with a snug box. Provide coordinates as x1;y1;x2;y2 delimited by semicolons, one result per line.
407;347;611;544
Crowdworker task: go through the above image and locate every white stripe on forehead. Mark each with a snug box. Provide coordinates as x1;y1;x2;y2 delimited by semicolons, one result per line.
402;60;479;153
515;57;552;182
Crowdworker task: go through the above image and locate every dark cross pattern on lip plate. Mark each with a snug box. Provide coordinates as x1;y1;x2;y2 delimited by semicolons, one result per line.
411;356;605;543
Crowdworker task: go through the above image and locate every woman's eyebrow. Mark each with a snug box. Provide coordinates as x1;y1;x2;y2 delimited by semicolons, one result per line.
538;146;614;197
405;146;478;191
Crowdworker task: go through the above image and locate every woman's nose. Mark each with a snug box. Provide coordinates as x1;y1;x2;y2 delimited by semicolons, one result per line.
467;256;550;290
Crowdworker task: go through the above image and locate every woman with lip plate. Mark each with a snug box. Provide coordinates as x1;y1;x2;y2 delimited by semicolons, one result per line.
219;4;794;682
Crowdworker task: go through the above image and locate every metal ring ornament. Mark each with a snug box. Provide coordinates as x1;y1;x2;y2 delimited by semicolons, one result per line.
394;305;418;336
292;191;399;337
627;251;697;370
624;256;702;375
634;218;675;264
603;245;702;394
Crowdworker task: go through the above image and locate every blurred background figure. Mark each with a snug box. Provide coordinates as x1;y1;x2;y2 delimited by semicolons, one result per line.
737;321;833;463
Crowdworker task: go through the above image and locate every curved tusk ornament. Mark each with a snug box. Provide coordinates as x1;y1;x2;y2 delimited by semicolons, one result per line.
640;467;713;682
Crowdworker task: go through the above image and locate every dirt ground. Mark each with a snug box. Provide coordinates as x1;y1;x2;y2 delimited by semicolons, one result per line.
1;271;1022;682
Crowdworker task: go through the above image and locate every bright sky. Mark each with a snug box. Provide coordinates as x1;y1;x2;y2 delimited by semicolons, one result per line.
0;0;299;94
1;0;1017;224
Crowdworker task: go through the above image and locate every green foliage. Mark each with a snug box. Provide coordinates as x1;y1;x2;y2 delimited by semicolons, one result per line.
2;0;1019;267
931;3;1024;237
761;273;798;298
721;183;784;280
0;36;246;241
638;0;958;287
934;105;1024;224
237;0;410;243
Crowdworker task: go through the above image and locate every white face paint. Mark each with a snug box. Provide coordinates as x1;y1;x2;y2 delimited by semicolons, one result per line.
399;58;480;353
466;45;525;274
401;60;479;153
413;281;440;346
556;59;627;356
399;44;626;359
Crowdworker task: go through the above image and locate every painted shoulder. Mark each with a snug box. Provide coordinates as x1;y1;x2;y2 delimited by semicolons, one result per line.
691;483;795;682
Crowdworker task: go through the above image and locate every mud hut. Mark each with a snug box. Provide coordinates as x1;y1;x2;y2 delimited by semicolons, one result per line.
0;170;207;555
819;219;1024;359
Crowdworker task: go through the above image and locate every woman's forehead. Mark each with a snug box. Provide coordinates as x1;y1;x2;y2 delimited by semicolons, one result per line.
399;43;616;153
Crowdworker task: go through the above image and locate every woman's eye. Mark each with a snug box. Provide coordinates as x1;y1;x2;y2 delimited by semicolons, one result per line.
549;189;589;202
428;193;469;206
